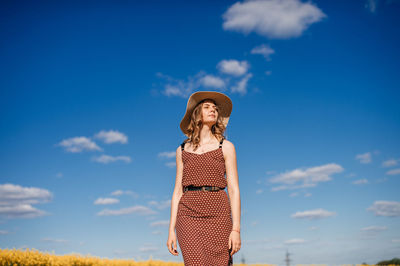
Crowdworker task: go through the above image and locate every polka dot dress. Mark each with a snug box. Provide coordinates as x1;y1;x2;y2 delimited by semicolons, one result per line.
176;137;233;266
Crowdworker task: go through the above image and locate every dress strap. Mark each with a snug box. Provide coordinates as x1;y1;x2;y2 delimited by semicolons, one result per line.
219;137;225;148
180;141;186;151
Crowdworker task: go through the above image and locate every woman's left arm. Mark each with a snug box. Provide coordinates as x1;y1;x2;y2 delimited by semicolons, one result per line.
224;140;241;255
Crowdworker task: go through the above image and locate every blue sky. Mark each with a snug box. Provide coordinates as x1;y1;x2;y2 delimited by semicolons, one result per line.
1;0;400;265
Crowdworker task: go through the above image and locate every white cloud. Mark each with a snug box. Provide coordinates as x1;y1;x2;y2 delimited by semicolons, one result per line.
93;130;128;144
222;0;327;39
56;136;102;153
199;75;226;89
271;183;316;191
386;168;400;175
284;238;306;244
97;205;157;216
148;200;171;210
111;190;138;197
376;177;388;183
365;0;378;13
352;179;369;185
365;0;400;13
0;183;52;219
0;204;48;219
158;151;176;159
0;230;9;235
367;200;400;217
382;158;399;167
231;73;253;95
150;220;169;227
157;71;229;98
164;84;184;97
251;44;275;61
269;163;343;191
94;197;120;205
217;59;250;76
91;155;131;164
157;61;251;98
355;152;372;164
157;72;204;98
291;208;336;220
0;183;52;205
165;161;176;168
360;225;387;232
111;190;124;196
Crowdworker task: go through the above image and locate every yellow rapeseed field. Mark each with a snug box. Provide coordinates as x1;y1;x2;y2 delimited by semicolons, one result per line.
0;248;274;266
2;248;178;266
0;248;394;266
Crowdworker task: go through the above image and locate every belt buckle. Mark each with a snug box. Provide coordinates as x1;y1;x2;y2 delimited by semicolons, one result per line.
202;186;206;192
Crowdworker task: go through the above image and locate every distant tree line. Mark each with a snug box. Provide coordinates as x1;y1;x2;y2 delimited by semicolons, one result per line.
376;257;400;265
361;258;400;266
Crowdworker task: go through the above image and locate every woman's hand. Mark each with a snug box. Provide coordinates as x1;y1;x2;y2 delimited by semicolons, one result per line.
166;231;179;256
228;230;241;256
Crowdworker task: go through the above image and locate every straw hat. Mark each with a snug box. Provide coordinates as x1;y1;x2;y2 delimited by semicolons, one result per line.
180;91;233;136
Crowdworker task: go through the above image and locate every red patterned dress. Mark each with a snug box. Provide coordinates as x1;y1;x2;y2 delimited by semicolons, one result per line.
176;137;233;265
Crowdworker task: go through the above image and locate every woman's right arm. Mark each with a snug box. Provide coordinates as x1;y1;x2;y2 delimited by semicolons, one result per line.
166;146;184;255
168;146;184;233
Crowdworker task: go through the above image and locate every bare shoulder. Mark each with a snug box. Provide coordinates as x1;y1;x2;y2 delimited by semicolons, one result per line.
176;145;182;157
176;145;183;167
222;139;236;157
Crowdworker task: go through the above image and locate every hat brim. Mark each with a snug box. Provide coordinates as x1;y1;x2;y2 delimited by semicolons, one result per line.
180;91;232;136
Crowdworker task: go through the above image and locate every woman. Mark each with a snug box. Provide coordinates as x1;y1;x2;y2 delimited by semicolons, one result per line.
167;91;241;265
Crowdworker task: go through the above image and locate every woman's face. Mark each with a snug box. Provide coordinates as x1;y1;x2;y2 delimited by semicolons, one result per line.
201;100;218;125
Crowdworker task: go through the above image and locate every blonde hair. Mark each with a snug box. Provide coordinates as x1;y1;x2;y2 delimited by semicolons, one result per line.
183;99;226;151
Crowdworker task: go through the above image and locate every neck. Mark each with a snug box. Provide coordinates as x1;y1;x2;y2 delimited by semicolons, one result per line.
199;125;214;144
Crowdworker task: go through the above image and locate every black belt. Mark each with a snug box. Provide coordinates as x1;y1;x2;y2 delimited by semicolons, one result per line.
183;185;222;192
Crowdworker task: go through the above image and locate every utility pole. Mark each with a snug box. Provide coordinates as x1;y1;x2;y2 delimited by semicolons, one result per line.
284;249;292;266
